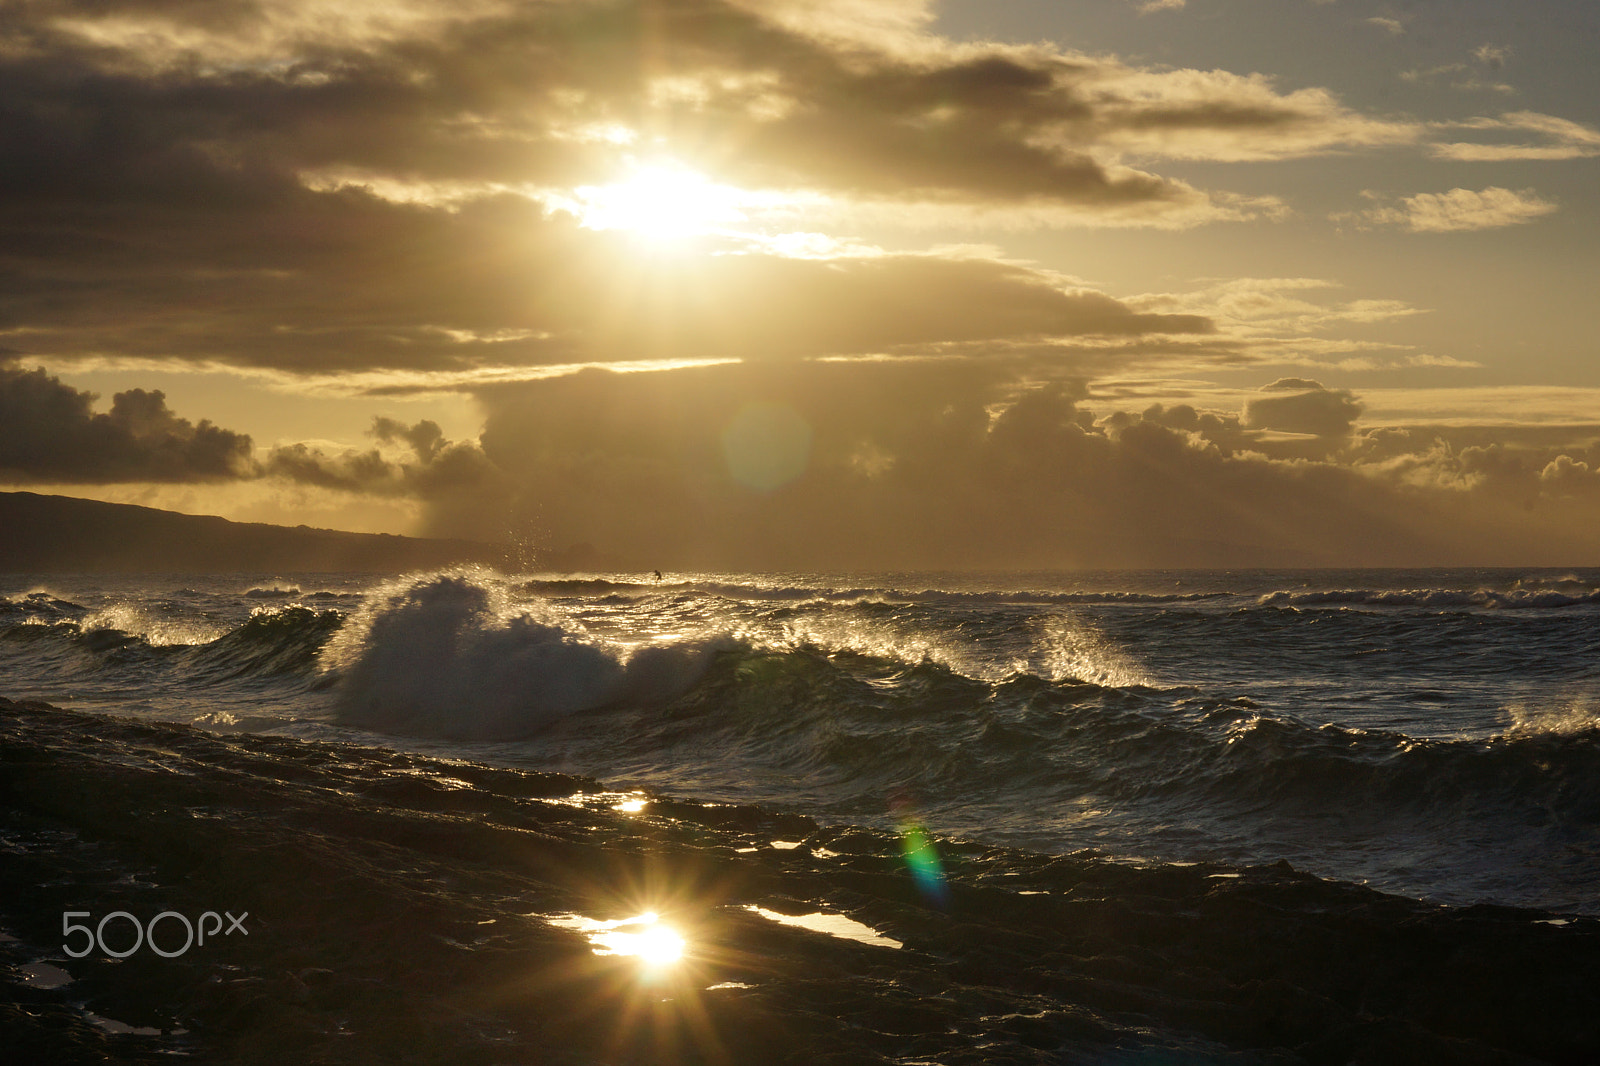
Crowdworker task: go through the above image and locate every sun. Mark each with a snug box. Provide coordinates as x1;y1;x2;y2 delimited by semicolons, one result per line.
571;160;746;245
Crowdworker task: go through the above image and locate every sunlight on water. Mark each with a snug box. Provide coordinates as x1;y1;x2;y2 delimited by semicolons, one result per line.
18;961;74;989
743;906;902;948
83;603;226;646
548;912;686;965
1505;693;1600;737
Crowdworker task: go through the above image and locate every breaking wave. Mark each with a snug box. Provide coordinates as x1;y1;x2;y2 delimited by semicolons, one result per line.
324;572;728;740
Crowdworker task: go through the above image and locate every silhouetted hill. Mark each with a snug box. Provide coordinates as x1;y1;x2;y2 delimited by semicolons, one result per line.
0;492;508;573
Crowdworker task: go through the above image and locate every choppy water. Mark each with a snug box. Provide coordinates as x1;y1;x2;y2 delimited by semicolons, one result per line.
3;566;1598;913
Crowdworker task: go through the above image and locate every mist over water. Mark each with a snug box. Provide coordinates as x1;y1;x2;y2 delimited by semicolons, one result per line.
3;566;1598;913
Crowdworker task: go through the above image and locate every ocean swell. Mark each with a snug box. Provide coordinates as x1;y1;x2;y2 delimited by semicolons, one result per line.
1259;584;1600;609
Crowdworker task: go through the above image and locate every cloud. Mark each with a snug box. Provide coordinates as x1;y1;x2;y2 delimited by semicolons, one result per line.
1431;111;1600;161
1473;44;1511;70
1540;455;1600;497
5;0;1372;217
1355;187;1557;232
1243;380;1363;437
0;366;256;483
18;354;1600;565
266;417;510;539
1;0;1586;480
1051;69;1423;164
0;363;507;537
1355;386;1600;427
0;189;1212;377
1365;17;1405;35
0;0;1454;380
1400;63;1514;95
469;361;1411;567
1121;277;1427;370
447;362;1600;568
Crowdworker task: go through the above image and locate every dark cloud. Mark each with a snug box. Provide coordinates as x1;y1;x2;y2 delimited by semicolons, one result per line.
458;363;1595;568
0;366;255;482
1243;381;1363;438
0;365;501;538
266;417;510;539
372;417;445;463
0;186;1210;373
11;354;1597;565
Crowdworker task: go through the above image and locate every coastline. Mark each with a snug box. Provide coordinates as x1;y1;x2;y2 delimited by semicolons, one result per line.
3;697;1597;1064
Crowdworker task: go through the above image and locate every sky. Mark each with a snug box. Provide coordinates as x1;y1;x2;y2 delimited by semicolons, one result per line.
1;0;1597;568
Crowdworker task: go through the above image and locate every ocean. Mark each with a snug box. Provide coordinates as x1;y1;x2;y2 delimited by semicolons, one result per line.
4;567;1599;1062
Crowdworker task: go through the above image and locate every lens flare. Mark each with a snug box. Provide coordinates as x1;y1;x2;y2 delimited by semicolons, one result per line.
899;823;950;907
890;796;950;908
721;403;812;492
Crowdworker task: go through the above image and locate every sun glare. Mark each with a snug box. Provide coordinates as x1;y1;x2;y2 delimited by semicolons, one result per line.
572;160;746;244
549;911;686;967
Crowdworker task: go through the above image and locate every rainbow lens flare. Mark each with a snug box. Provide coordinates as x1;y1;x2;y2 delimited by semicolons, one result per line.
897;819;950;908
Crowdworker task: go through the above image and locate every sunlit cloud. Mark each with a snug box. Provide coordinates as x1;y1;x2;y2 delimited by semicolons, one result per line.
1031;68;1426;164
1131;277;1426;339
1355;387;1600;427
813;187;1292;231
1353;187;1558;233
727;0;939;49
1474;44;1512;69
1431;112;1600;161
1400;64;1515;96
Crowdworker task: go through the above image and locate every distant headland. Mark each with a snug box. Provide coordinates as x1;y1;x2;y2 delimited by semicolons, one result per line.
0;492;512;573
